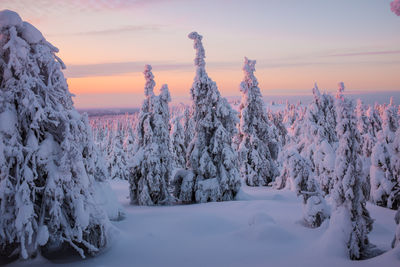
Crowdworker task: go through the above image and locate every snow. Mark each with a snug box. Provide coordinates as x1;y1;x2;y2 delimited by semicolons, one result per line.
21;21;44;44
93;181;125;221
0;110;17;134
7;180;399;267
0;10;22;29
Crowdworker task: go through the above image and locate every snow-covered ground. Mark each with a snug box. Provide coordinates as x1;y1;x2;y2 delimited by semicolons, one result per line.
8;180;399;267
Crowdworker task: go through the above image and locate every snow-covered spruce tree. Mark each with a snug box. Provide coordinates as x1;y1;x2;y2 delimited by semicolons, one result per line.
123;126;135;169
276;84;337;194
355;99;375;200
183;105;194;150
108;122;128;180
128;65;170;205
0;10;111;259
186;32;241;202
236;57;278;186
170;116;186;168
370;98;399;209
331;82;373;260
279;148;328;227
268;109;288;148
366;104;382;139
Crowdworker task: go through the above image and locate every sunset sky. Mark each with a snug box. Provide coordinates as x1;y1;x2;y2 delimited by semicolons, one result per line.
3;0;400;108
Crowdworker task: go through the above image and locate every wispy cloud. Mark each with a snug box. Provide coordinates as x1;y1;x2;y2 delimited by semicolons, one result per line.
326;50;400;57
50;25;162;37
67;0;175;10
64;61;243;78
64;61;190;78
64;58;400;78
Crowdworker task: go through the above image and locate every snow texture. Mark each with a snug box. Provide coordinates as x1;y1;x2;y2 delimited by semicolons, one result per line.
9;180;398;267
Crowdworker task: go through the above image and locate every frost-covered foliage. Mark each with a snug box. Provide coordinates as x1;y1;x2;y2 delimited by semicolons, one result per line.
391;0;400;16
276;148;328;227
268;110;287;149
170;169;195;203
128;65;171;205
370;98;399;209
183;106;195;152
366;104;382;138
330;84;373;260
0;10;111;259
186;32;240;203
90;113;138;178
355;99;375;201
108;122;128;180
170;116;186;168
236;57;278;186
277;84;337;195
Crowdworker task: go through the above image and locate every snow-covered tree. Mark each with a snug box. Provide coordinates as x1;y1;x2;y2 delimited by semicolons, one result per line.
129;65;171;205
170;116;186;168
370;98;399;209
268;110;288;148
366;104;382;138
391;0;400;16
123;126;135;168
330;83;373;260
236;57;278;186
183;105;194;150
186;32;241;203
277;148;328;227
355;99;375;200
0;10;111;259
108;122;128;180
277;84;337;195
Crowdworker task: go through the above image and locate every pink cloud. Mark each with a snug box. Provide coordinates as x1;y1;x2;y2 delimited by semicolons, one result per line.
391;0;400;16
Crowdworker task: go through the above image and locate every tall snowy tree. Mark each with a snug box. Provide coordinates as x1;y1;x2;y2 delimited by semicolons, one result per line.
330;82;373;260
186;32;241;203
129;65;171;205
236;57;278;186
355;99;375;200
370;98;399;209
276;84;337;195
0;10;111;259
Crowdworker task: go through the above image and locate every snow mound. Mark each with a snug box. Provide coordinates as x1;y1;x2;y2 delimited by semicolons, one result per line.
21;21;44;44
248;212;276;226
0;9;22;29
94;181;126;221
0;110;17;135
318;206;351;259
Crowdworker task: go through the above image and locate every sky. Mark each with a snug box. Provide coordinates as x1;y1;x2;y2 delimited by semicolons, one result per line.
2;0;400;108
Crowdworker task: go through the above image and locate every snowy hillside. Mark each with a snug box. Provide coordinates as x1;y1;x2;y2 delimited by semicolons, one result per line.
8;179;399;267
